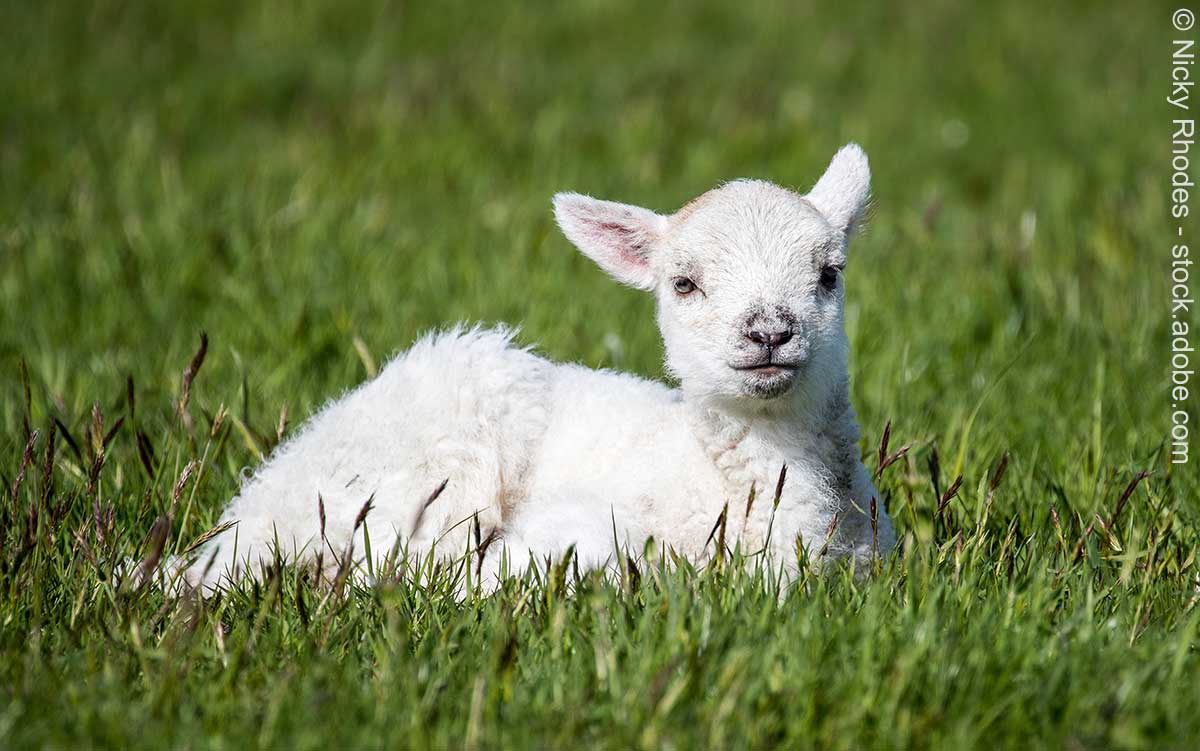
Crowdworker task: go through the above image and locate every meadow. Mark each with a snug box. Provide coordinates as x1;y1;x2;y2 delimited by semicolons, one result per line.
2;0;1198;747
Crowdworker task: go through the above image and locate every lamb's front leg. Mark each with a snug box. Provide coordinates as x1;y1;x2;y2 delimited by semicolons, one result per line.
489;489;655;582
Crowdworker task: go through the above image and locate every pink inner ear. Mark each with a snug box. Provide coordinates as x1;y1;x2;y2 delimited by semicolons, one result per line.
597;221;648;266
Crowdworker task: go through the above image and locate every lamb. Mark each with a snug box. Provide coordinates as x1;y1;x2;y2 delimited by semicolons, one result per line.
183;143;897;591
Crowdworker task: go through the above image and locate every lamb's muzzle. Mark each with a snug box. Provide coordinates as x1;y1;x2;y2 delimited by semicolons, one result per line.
182;142;896;592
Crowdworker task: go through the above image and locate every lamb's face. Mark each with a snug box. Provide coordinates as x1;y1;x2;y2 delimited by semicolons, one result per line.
650;181;848;401
555;144;871;406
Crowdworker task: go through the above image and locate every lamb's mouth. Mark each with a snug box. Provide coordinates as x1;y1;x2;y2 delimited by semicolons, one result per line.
731;361;801;397
732;362;799;398
731;362;800;377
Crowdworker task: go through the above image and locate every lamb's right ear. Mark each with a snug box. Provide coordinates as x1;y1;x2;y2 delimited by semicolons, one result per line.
553;192;668;290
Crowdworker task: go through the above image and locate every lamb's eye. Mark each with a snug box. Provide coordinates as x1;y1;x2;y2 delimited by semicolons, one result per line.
819;266;840;291
673;277;697;295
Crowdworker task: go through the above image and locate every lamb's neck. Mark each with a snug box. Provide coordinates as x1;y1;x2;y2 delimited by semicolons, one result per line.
686;379;862;499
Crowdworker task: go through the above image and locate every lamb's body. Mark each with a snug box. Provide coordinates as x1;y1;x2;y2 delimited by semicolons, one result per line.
187;144;898;590
191;327;890;588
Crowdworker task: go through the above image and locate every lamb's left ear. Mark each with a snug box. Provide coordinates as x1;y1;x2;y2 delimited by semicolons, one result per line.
805;143;871;236
553;193;669;290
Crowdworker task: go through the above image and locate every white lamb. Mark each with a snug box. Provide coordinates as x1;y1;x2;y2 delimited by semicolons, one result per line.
184;143;897;591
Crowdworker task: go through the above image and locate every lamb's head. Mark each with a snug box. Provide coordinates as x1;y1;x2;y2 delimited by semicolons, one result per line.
554;144;871;410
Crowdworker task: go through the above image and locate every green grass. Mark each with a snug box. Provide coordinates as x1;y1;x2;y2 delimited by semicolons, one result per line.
2;0;1198;747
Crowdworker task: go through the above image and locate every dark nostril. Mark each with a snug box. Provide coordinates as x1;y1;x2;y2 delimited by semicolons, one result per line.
747;329;792;347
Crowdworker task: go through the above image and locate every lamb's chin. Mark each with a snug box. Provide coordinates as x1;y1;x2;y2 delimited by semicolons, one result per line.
737;369;798;399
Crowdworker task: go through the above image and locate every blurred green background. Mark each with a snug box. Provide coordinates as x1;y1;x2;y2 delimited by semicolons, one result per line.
2;1;1198;747
2;0;1181;475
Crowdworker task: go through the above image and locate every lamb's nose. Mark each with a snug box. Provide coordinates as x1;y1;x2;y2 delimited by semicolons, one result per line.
747;328;792;348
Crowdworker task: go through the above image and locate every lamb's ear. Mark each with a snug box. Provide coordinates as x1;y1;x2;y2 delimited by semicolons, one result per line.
806;143;871;236
553;192;668;290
